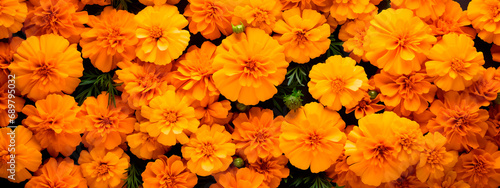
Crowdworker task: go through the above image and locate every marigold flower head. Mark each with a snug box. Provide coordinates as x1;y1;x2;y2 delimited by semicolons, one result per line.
345;94;384;119
135;4;190;65
416;132;458;183
454;142;500;188
181;124;236;176
0;0;27;39
142;155;198;188
426;1;475;39
467;67;500;106
0;73;24;127
233;0;282;34
325;150;376;188
192;95;232;126
0;37;22;74
280;0;331;12
308;55;369;111
210;167;266;188
80;7;137;72
126;121;170;160
79;147;130;188
9;34;84;101
273;8;331;64
364;8;436;75
213;27;288;105
329;0;378;24
25;158;87;188
468;0;500;45
391;0;449;20
486;104;500;146
248;155;289;188
184;0;233;40
392;117;425;165
339;19;371;62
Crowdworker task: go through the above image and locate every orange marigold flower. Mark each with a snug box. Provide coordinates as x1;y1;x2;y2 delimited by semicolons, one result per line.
325;150;375;188
427;171;471;188
416;132;458;183
248;155;289;188
280;102;346;173
0;73;24;127
486;104;500;146
329;0;378;24
9;34;83;101
0;37;22;73
81;0;110;6
81;92;135;150
192;95;232;126
80;7;137;72
454;142;500;188
141;89;199;146
364;8;436;75
171;41;219;100
339;19;371;63
384;168;429;188
426;33;485;91
0;0;27;39
135;4;190;65
427;91;489;151
233;0;282;34
308;55;369;111
426;1;476;39
391;0;448;20
79;147;130;188
467;67;500;106
280;0;331;12
25;158;87;188
210;167;266;188
22;94;84;157
212;28;288;105
232;107;284;163
184;0;233;40
142;155;198;188
345;94;384;119
273;8;331;64
468;0;500;45
126;121;170;160
0;126;41;183
181;124;236;176
392;115;425;165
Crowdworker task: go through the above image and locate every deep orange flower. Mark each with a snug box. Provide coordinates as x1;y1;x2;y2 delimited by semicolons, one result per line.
79;147;129;188
139;0;180;6
248;155;290;188
455;142;500;188
280;0;331;12
492;44;500;62
0;0;27;39
392;115;425;165
25;158;87;188
427;171;470;188
212;28;288;105
339;19;371;62
142;155;198;188
416;132;458;183
468;0;500;45
80;7;137;72
22;94;84;157
233;0;282;34
135;4;190;65
280;102;346;173
426;33;485;91
0;73;25;127
308;55;369;111
184;0;233;40
391;0;448;20
427;91;489;151
486;104;500;146
329;0;378;24
467;67;500;106
126;121;170;160
81;0;110;6
0;126;41;183
210;167;266;188
364;8;436;75
232;107;284;163
426;1;476;39
384;168;429;188
273;8;331;64
345;94;384;119
181;124;235;176
325;149;375;188
192;95;232;126
0;37;22;73
8;34;83;101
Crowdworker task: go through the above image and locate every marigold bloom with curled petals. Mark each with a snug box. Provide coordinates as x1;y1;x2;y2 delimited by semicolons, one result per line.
22;94;84;157
455;142;500;188
233;0;282;34
329;0;377;23
364;8;436;75
0;0;27;39
141;89;199;146
213;28;288;105
339;19;371;62
467;67;500;106
0;126;41;183
391;0;448;20
142;155;198;188
392;117;425;165
427;171;471;188
210;167;266;188
416;132;458;183
273;8;330;64
280;102;346;173
468;0;500;45
248;155;289;188
192;95;232;126
0;73;24;127
232;107;284;163
345;94;384;119
426;1;475;39
8;34;83;101
79;147;129;188
426;33;485;91
127;121;170;160
0;37;22;73
181;124;236;176
308;55;369;111
427;91;489;151
80;7;137;72
25;158;87;188
135;5;190;65
184;0;233;40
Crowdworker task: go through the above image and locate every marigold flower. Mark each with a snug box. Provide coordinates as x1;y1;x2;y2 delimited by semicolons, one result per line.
22;94;84;157
0;73;24;127
142;155;198;188
9;34;83;101
416;132;458;183
213;27;288;105
79;147;130;188
273;8;331;64
308;55;369;110
184;0;233;40
0;126;41;183
181;124;236;176
25;158;87;188
210;167;266;188
384;168;429;188
329;0;378;23
393;116;425;165
81;0;110;6
233;0;282;34
364;8;436;75
0;37;22;73
232;107;284;163
280;0;331;12
248;155;289;188
426;33;485;91
426;1;475;39
126;121;170;160
80;7;137;72
467;67;500;106
0;0;27;39
345;94;384;119
391;0;448;20
135;4;190;65
192;95;232;126
427;91;489;151
325;150;375;188
468;0;500;45
427;171;471;188
454;142;500;188
280;102;346;173
339;19;371;62
486;105;500;146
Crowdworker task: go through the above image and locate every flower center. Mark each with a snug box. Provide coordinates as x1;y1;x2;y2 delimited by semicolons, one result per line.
253;9;270;24
244;60;259;72
451;58;465;72
398;35;410;47
307;133;321;147
294;29;308;43
204;2;221;17
201;143;215;156
106;28;124;47
35;64;53;78
331;79;345;93
471;156;491;174
159;174;178;187
96;164;109;176
150;26;163;40
163;111;177;123
371;144;393;164
254;130;268;143
0;150;10;164
426;149;443;166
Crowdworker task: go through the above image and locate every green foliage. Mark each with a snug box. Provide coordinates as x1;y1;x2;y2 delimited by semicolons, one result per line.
75;69;121;107
122;164;143;188
113;0;132;10
326;35;344;57
286;64;310;87
285;172;335;188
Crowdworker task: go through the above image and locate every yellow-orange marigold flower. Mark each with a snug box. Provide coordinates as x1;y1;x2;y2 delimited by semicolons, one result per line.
345;94;384;119
79;147;130;188
364;8;436;75
126;121;170;160
0;73;24;127
468;0;500;45
142;155;198;188
455;142;500;188
329;0;378;23
426;33;485;91
391;0;448;20
135;4;190;65
192;95;232;126
0;0;27;39
232;107;284;163
467;67;500;106
184;0;233;40
416;132;458;183
273;8;331;64
9;34;83;101
210;167;266;188
427;171;471;188
233;0;282;34
25;158;87;188
248;155;290;188
393;116;425;165
280;102;346;173
339;19;371;62
426;1;475;39
181;124;236;176
0;126;41;183
80;7;137;72
22;94;84;157
308;55;369;111
213;27;288;105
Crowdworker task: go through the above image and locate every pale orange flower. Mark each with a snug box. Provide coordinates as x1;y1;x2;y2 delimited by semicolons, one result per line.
142;155;198;188
427;171;471;188
248;155;289;188
468;0;500;45
212;27;288;105
210;167;266;188
25;158;87;188
329;0;378;24
192;95;232;126
467;67;500;106
345;94;384;119
184;0;233;40
79;147;130;188
455;142;500;188
426;1;476;39
0;72;24;127
0;0;27;39
339;19;371;62
391;0;448;20
126;121;170;160
233;0;282;34
416;132;458;183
